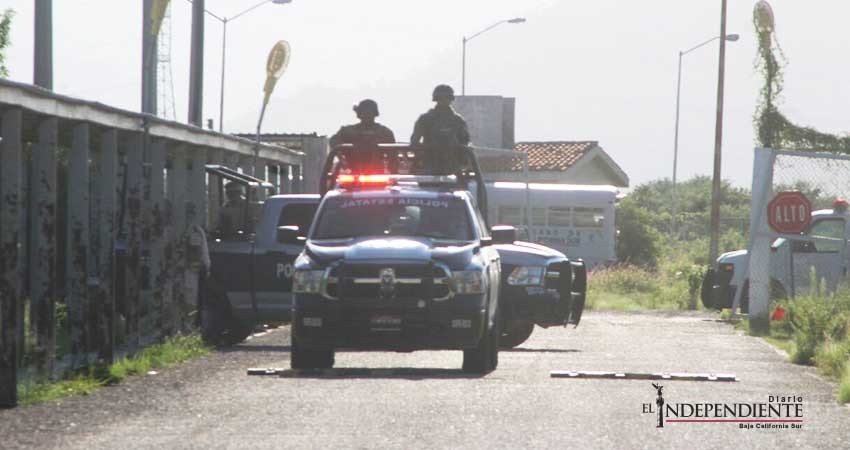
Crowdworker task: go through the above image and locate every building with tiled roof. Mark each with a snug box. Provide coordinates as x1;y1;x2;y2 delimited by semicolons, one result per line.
477;141;629;187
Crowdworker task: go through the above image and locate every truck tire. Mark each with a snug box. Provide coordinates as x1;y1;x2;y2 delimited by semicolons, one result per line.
201;282;254;347
290;336;335;370
463;306;500;374
701;269;717;310
500;319;534;348
739;279;787;314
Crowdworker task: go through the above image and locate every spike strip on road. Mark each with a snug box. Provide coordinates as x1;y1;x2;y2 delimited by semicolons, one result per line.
550;371;738;382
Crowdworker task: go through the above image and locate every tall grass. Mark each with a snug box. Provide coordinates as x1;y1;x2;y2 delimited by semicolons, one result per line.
16;333;210;406
587;264;691;310
770;290;850;404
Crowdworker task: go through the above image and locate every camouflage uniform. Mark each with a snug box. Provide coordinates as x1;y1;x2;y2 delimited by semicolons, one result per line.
330;99;396;172
329;122;396;148
410;85;471;174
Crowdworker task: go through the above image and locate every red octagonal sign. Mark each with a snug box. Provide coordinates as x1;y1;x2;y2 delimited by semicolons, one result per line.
768;191;812;234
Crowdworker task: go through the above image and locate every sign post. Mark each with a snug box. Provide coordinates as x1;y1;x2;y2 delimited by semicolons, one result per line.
253;40;291;176
767;191;812;235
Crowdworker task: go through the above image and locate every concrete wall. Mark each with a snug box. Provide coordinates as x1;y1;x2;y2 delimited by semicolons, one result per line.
454;95;515;149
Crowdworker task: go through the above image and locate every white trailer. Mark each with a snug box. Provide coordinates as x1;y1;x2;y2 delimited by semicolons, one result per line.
485;182;619;268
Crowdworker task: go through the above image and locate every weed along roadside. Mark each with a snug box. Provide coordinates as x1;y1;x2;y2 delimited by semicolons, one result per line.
16;334;210;406
587;264;705;311
734;289;850;404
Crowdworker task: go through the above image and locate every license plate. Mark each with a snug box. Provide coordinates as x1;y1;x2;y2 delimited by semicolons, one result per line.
370;315;402;331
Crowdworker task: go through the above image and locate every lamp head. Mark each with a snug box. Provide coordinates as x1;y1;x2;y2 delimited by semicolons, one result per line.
508;17;526;24
725;34;740;41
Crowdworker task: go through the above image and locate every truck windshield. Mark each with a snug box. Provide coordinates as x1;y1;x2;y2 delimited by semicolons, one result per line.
313;196;473;240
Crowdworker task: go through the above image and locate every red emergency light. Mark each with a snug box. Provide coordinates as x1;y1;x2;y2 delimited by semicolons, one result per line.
833;198;849;211
336;174;392;186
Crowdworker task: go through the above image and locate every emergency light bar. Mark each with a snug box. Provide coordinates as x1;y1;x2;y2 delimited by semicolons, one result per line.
335;174;460;188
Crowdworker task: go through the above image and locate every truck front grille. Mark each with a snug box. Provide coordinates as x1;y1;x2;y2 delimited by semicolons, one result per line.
325;263;451;301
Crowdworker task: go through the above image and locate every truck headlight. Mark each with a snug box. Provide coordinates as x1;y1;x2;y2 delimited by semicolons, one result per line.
293;270;324;294
450;270;486;294
507;266;545;286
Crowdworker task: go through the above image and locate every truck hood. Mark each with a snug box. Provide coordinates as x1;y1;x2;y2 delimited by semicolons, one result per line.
494;241;565;266
717;249;748;264
306;237;477;269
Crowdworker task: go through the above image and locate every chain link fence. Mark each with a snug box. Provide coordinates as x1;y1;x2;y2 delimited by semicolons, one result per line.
742;148;850;326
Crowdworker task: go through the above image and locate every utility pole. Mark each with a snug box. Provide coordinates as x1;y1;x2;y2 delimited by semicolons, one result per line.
188;0;205;126
34;0;52;90
142;0;158;115
708;0;729;265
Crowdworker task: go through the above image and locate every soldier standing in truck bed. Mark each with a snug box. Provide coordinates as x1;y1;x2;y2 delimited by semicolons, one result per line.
410;84;471;174
330;99;395;172
330;99;395;147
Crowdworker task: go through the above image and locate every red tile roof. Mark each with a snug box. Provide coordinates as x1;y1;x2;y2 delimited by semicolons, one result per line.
478;141;598;172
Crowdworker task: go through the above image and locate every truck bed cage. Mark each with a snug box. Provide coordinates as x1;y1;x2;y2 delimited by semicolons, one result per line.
319;143;488;222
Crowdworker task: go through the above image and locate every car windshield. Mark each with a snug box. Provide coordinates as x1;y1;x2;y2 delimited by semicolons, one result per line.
313;196;474;240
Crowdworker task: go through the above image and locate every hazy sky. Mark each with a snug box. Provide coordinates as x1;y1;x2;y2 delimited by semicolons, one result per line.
3;0;849;188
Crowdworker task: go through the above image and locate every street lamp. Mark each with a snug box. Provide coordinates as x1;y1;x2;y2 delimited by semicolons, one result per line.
462;17;526;96
670;33;739;237
189;0;293;132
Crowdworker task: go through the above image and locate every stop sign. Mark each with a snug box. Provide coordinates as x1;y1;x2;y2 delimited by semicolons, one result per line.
768;191;812;234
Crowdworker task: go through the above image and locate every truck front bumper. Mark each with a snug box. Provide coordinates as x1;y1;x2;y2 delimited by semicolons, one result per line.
293;294;488;351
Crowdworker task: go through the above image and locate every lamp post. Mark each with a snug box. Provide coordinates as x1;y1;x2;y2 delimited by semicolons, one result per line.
670;32;739;237
708;0;731;267
190;0;293;132
462;17;525;96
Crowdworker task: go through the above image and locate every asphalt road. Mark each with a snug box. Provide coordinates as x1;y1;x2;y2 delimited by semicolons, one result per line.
2;310;849;450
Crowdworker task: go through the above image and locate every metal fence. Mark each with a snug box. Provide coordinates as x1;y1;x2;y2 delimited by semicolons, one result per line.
0;79;305;407
741;148;850;326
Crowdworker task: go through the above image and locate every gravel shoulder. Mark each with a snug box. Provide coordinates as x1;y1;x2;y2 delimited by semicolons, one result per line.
2;311;848;450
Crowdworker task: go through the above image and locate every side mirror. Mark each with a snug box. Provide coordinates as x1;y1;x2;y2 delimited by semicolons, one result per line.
491;225;517;244
277;225;305;245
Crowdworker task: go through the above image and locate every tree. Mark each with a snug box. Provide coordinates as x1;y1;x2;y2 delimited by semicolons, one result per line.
0;9;14;77
615;197;662;268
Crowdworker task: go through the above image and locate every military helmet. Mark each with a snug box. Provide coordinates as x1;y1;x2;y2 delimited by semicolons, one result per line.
432;84;455;101
353;99;380;117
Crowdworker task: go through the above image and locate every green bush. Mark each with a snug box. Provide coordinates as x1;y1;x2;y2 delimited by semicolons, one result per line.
813;339;850;379
787;291;850;364
838;368;850;404
615;199;662;268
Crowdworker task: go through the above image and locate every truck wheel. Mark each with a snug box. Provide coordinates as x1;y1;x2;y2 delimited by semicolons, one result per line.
500;319;534;348
739;279;787;314
489;309;501;371
201;282;253;347
701;269;717;310
290;336;335;370
463;306;499;374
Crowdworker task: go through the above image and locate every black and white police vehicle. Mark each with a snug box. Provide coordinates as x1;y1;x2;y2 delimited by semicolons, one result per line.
201;145;587;371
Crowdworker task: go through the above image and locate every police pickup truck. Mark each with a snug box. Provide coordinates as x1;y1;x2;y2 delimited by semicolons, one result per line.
201;145;587;363
702;198;850;311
